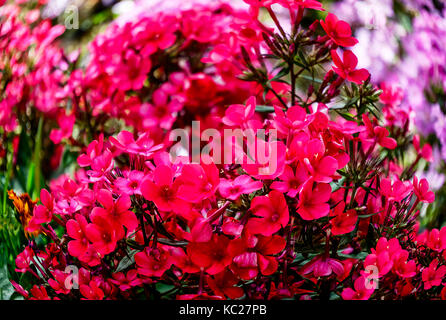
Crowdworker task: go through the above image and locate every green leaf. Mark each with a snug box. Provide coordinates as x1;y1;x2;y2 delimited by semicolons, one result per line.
330;177;346;193
0;264;14;300
116;249;138;272
255;105;275;113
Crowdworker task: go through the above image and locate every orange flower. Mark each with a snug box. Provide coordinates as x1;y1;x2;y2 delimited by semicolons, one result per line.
7;190;39;238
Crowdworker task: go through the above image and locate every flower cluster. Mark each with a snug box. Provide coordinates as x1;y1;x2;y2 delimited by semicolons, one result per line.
5;0;445;301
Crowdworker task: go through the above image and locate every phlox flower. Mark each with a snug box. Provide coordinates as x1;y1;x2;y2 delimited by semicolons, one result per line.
321;13;358;47
218;175;263;200
114;170;146;196
331;49;370;84
110;130;163;158
329;201;357;236
270;164;309;198
135;246;173;278
296;178;331;220
422;260;446;290
187;234;234;275
341;276;374;300
246;190;289;236
413;176;435;203
229;233;286;280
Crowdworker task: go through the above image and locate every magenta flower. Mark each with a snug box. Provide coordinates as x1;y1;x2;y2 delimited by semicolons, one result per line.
321;13;358;47
331;50;370;84
270;164;308;198
141;165;189;212
110;131;163;158
246;190;289;236
296;178;331;220
218;175;263;200
114;170;145;196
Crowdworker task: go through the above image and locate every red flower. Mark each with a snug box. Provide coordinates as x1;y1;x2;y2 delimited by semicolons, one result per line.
80;280;105;300
110;270;142;291
67;214;90;259
341;276;374;300
422;260;446;290
141;165;189;212
91;189;138;233
30;189;54;226
300;254;344;278
392;250;416;278
413;176;435;203
110;130;163;158
177;162;220;203
330;50;370;84
321;13;358;47
246;190;289;236
187;234;234;275
330;201;357;236
207;270;244;299
85;213;123;256
296;178;331;220
219;175;263;200
135;246;173;278
229;233;286;280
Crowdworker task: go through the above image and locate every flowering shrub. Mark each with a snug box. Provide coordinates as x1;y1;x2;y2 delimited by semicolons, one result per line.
3;0;446;301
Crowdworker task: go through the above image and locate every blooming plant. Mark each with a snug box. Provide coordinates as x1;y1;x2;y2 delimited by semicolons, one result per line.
2;0;446;301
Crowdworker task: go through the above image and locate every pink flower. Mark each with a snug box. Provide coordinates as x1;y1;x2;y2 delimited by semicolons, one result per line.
229;233;286;280
425;228;446;252
281;0;323;10
413;176;435;203
330;201;357;236
321;13;358;47
330;50;370;84
77;135;104;167
422;260;446;290
140;88;182;130
363;251;393;278
114;170;145;196
90;189;138;233
392;250;416;278
86;150;114;182
110;131;163;158
177;162;220;203
29;189;54;227
380;177;412;202
296;178;331;220
49;111;75;144
67;214;90;259
110;270;142;291
341;276;374;300
270;164;308;198
246;190;289;236
219;175;263;200
141;165;189;212
115;50;152;91
413;135;433;162
222;96;263;131
361;114;397;150
300;254;344;278
272;105;308;137
85;211;124;256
